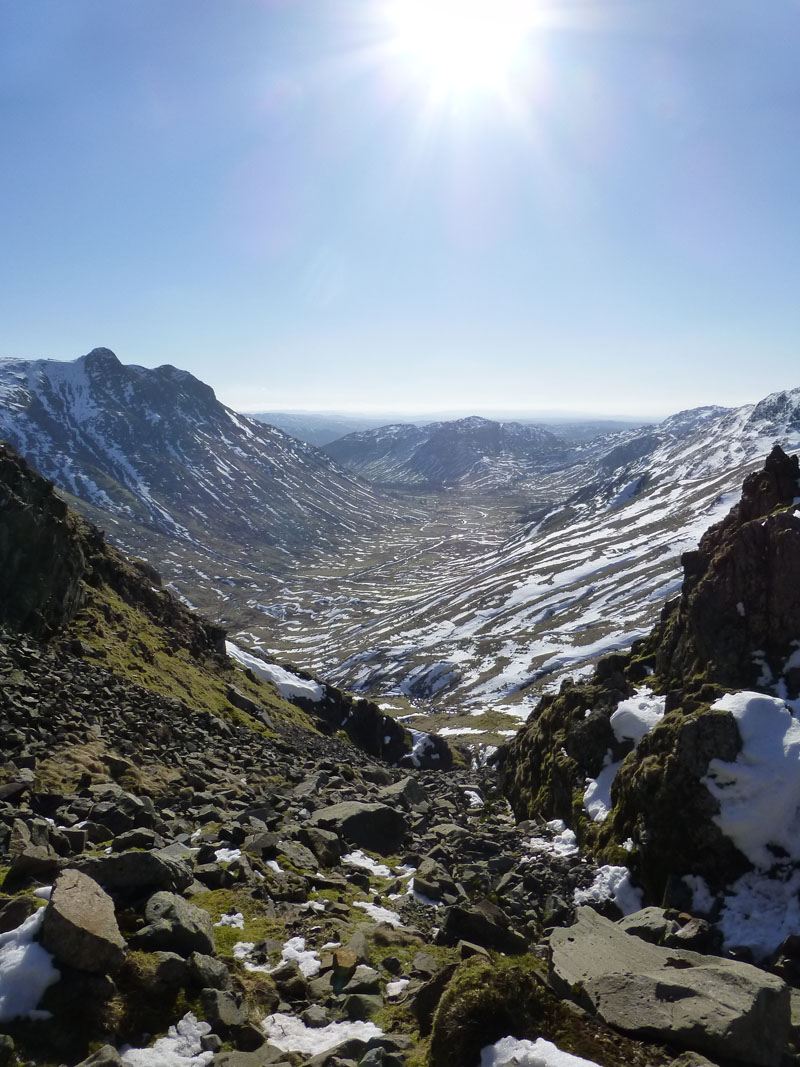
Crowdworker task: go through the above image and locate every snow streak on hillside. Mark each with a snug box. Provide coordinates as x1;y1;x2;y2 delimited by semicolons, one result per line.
268;393;800;709
0;348;420;570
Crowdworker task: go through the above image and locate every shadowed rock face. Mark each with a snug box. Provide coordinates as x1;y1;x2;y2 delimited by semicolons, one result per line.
654;445;800;694
0;439;226;658
502;447;800;902
0;442;87;638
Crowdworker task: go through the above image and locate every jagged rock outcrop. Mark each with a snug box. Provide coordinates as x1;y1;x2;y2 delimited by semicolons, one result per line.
501;446;800;904
0;440;224;658
500;655;632;831
0;443;87;637
654;444;800;694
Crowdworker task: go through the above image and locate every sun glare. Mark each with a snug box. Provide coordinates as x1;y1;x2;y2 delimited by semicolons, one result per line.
388;0;540;96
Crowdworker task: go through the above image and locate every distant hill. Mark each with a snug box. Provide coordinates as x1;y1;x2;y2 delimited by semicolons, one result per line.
323;415;569;490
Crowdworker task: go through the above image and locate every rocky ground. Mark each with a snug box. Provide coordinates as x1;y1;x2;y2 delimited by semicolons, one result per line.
1;621;797;1067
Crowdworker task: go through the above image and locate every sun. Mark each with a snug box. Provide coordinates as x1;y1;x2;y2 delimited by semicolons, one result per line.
387;0;540;98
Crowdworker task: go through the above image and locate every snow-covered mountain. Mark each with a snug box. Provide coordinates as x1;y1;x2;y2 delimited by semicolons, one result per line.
3;347;799;723
0;348;418;576
323;416;568;489
310;392;800;710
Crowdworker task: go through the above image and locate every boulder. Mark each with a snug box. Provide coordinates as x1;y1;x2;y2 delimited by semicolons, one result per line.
548;907;789;1066
308;802;407;855
377;777;429;811
414;856;456;901
131;891;215;956
78;848;193;898
441;900;527;955
41;869;126;974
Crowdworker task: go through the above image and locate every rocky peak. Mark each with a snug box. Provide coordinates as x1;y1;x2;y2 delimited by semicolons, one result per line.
81;347;121;372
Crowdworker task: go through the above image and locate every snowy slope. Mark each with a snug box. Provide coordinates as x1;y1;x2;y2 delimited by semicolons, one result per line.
323;416;568;489
0;348;418;569
268;391;800;708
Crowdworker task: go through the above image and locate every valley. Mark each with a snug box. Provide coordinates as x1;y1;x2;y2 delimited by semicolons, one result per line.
3;350;800;746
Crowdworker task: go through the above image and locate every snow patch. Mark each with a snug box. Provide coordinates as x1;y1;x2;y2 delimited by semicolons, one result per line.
480;1035;601;1067
226;641;324;702
120;1012;213;1067
342;851;392;877
0;908;59;1023
262;1012;383;1055
573;866;643;915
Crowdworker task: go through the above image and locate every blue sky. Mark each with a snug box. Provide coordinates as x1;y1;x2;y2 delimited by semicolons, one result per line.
2;0;800;417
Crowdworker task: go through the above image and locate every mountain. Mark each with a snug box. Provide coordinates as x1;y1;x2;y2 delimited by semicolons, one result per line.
299;394;800;712
4;347;800;724
323;416;568;490
0;348;424;614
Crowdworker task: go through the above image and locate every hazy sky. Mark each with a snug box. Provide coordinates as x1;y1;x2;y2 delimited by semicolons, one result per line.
2;0;800;416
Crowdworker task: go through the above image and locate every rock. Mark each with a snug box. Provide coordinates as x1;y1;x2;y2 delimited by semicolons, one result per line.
0;442;87;638
300;826;342;867
428;957;553;1067
73;1045;124;1067
378;777;429;811
308;802;407;855
344;965;381;995
617;906;676;945
413;857;456;901
41;869;126;974
201;988;249;1031
0;1037;15;1067
669;1055;721;1067
277;839;317;871
343;993;383;1020
213;1047;289;1067
301;1004;330;1028
440;901;527;955
456;940;490;961
188;951;230;990
227;684;273;728
411;964;458;1036
131;891;215;956
269;959;308;999
656;445;800;694
548;907;790;1066
0;893;36;933
79;848;193;898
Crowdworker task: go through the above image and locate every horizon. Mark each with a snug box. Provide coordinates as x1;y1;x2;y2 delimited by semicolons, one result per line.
2;2;800;416
2;345;790;423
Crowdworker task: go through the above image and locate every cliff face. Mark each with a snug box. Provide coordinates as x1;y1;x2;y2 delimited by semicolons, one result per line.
654;444;800;695
0;442;87;638
0;440;225;658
